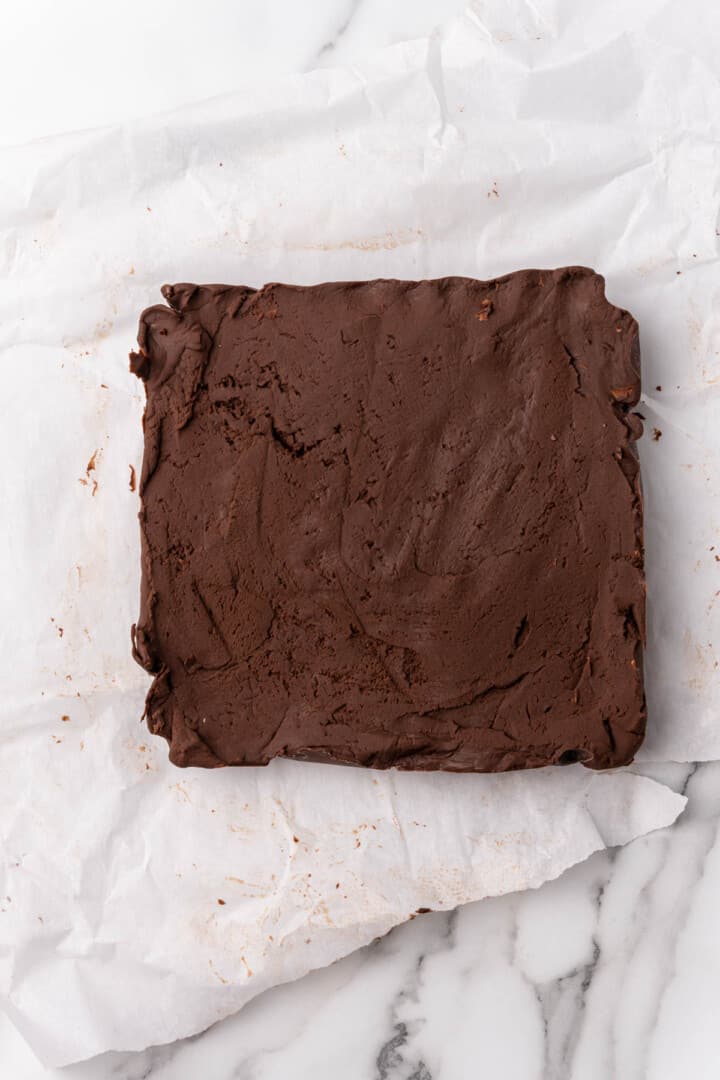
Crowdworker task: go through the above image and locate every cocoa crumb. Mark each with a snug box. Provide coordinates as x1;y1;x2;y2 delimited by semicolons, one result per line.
610;385;636;402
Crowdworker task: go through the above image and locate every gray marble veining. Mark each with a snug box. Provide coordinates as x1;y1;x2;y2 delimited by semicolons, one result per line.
2;2;718;1078
6;762;720;1079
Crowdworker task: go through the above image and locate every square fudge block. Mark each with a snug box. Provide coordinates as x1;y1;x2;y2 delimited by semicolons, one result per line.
130;269;645;771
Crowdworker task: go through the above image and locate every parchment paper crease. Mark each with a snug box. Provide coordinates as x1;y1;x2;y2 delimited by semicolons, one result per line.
2;0;718;1064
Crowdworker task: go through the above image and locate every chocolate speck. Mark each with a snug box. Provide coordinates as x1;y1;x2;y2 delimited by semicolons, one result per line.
81;450;100;495
217;898;226;905
129;465;137;492
652;428;662;441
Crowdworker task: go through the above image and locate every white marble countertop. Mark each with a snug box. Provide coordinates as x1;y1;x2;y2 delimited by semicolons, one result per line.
4;761;720;1079
3;3;719;1078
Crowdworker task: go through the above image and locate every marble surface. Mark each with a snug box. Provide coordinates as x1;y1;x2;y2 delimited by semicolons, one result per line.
3;762;719;1079
0;0;469;147
3;2;719;1077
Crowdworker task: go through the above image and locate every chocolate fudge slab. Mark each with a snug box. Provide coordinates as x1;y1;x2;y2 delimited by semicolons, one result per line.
130;269;645;772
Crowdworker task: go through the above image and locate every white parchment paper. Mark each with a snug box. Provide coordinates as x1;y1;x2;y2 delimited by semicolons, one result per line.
2;0;718;1064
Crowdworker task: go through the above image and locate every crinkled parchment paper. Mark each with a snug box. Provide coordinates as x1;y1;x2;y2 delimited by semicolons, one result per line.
3;0;719;1064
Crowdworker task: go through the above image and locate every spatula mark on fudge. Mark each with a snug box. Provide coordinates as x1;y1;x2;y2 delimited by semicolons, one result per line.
130;269;645;772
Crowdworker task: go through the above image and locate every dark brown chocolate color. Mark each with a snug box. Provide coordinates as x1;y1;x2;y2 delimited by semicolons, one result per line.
130;269;645;772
